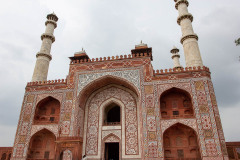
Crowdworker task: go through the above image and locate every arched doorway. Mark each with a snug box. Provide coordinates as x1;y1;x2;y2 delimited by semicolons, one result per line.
160;88;194;119
103;135;121;160
78;75;139;109
104;103;121;125
27;129;56;160
163;123;201;159
59;152;63;160
34;97;60;124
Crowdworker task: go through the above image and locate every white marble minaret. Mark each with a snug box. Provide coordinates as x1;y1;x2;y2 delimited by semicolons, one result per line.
174;0;203;67
32;13;58;82
171;46;182;68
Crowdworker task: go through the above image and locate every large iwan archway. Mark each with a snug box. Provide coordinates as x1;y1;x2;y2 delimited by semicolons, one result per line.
34;97;60;124
160;88;194;119
83;84;140;159
27;129;56;160
163;123;201;159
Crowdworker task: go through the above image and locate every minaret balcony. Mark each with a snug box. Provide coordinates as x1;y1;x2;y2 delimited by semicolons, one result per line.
177;13;193;25
41;33;55;42
175;0;189;10
45;20;57;28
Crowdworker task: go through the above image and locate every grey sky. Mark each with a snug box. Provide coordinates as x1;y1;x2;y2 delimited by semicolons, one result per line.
0;0;239;146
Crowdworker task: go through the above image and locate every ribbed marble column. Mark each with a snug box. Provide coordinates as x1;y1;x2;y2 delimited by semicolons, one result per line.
32;13;58;82
174;0;203;67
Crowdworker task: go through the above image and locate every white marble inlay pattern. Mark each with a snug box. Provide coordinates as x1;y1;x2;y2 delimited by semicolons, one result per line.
77;69;140;95
102;130;121;139
161;118;197;133
30;124;58;137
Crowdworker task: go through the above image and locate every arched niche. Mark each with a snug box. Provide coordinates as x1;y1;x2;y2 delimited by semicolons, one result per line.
27;129;56;160
160;87;194;119
34;96;60;124
1;153;6;160
163;123;201;159
78;75;139;109
103;102;121;126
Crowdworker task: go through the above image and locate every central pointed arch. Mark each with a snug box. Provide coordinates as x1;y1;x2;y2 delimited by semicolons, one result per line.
78;75;140;109
82;84;140;158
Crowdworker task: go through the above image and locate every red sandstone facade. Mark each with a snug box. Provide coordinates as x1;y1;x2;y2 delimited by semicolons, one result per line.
0;147;12;160
226;142;240;160
10;44;230;159
3;1;238;160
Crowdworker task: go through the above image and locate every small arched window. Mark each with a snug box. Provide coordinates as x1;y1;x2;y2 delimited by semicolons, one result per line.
104;103;120;125
183;99;191;108
165;150;171;158
184;110;191;115
161;101;166;109
164;137;170;147
190;149;197;154
189;136;197;145
161;111;168;118
176;136;183;146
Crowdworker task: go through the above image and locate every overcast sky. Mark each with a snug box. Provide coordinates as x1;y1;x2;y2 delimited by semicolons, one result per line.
0;0;239;146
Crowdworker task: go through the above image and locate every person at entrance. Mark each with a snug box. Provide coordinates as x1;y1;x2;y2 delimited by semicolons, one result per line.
82;155;87;160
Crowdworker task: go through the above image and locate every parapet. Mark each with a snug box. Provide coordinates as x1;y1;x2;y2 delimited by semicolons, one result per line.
70;52;152;64
153;66;210;75
27;79;67;86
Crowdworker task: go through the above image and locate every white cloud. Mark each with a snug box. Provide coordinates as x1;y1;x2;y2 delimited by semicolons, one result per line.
0;124;17;146
220;102;240;141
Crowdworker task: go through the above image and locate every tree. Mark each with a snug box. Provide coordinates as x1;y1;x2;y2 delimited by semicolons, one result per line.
235;38;240;46
235;38;240;61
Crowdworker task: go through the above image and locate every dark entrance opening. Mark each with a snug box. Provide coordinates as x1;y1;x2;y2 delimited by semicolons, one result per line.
104;103;121;125
107;106;120;123
105;143;119;160
59;152;63;160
